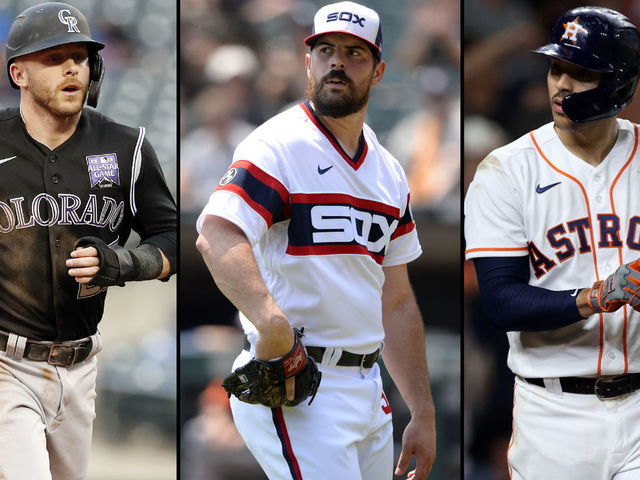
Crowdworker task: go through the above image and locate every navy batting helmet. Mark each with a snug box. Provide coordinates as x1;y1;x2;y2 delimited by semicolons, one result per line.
5;2;105;107
532;6;640;123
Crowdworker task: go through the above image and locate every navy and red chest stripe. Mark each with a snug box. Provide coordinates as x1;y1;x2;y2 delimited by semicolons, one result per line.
215;162;414;264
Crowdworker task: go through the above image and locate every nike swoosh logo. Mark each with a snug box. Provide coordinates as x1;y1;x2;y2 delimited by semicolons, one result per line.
536;181;561;194
571;289;579;297
317;165;333;175
0;156;16;165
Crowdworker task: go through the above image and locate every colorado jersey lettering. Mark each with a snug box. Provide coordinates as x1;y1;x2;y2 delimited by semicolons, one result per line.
465;119;640;377
0;108;176;341
198;102;421;353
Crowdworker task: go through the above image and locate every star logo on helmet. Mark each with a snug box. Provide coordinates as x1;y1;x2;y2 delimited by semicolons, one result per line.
561;17;587;44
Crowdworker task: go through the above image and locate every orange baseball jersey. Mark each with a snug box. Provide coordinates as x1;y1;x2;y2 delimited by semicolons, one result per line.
465;119;640;377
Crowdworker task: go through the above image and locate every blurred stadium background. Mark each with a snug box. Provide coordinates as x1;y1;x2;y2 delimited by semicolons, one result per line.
179;0;460;479
0;0;177;478
464;1;640;479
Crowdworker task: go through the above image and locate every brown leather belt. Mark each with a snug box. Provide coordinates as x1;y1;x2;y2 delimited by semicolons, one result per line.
242;336;380;368
0;333;93;367
525;374;640;399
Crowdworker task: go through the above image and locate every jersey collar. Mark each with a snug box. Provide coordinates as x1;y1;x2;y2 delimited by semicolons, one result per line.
301;101;368;171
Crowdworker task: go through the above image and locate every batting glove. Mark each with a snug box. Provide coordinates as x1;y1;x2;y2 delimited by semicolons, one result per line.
587;259;640;313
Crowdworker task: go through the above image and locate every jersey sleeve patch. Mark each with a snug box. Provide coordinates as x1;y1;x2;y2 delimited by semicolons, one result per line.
215;160;290;228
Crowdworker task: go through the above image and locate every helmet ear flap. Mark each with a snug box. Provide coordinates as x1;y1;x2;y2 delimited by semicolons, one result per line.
562;73;639;123
562;81;615;123
87;51;104;108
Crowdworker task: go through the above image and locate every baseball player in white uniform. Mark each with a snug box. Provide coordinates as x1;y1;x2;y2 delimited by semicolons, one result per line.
465;6;640;480
195;2;436;479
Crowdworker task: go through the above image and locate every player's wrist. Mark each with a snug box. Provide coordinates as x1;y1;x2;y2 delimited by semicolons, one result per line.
579;286;599;316
254;315;294;360
408;402;436;423
74;237;163;286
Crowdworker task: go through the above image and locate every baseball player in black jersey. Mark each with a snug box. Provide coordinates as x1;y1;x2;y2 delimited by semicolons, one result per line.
0;3;177;479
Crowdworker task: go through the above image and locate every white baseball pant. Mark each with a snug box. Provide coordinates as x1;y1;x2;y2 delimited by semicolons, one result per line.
229;349;394;479
0;332;102;480
508;375;640;479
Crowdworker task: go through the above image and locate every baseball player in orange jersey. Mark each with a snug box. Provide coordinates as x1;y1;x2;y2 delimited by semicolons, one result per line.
465;6;640;479
196;2;436;479
0;3;176;479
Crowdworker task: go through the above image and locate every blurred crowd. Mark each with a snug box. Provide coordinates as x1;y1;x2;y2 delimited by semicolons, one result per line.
180;0;460;219
180;0;460;479
463;1;640;479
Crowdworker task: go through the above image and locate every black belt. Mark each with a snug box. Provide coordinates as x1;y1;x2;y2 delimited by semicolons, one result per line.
243;336;380;369
525;374;640;399
0;333;92;367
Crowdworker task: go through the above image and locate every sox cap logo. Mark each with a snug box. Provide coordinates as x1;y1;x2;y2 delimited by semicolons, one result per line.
561;17;587;44
304;1;383;59
58;9;81;33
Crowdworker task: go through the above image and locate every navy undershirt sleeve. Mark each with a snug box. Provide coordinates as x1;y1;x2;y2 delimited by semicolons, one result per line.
473;256;585;332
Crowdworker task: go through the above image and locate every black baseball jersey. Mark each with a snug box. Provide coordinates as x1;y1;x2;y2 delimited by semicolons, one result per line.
0;108;176;341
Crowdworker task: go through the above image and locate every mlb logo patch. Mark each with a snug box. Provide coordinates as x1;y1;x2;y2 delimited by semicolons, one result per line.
86;154;120;188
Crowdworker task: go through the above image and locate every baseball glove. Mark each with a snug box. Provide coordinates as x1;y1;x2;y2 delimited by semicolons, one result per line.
222;328;322;408
587;259;640;313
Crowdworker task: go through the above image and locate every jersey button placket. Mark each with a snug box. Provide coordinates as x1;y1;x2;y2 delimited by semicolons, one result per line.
52;174;60;184
49;155;56;163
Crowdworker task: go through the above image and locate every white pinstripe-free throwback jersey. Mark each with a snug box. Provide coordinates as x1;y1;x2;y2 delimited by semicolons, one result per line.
465;119;640;378
197;101;421;354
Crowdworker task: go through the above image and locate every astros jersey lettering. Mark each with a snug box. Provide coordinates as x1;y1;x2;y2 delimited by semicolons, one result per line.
465;119;640;377
197;101;421;353
0;108;176;341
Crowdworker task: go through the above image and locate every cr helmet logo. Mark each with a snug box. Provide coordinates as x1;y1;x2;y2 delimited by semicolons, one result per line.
561;17;587;44
58;9;81;33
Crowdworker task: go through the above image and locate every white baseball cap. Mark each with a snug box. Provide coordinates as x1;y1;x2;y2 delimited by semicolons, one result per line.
304;1;383;59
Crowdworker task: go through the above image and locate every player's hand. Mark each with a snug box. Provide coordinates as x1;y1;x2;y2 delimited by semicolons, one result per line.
66;246;101;284
254;320;296;402
395;412;436;480
586;259;640;314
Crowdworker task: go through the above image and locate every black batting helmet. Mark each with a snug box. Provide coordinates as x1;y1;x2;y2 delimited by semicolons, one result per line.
5;2;105;107
532;6;640;123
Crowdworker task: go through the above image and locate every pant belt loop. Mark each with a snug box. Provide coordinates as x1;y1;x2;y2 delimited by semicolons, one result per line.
543;378;563;395
88;330;103;358
321;347;342;367
5;333;27;360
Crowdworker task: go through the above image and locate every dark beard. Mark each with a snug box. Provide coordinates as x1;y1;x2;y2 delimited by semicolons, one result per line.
306;69;372;118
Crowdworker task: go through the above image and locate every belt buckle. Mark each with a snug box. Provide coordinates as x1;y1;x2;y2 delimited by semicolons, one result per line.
361;349;379;369
595;375;629;399
48;344;79;367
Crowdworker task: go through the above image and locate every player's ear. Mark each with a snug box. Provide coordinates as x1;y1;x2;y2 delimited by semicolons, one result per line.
9;61;28;88
371;60;386;87
305;53;311;76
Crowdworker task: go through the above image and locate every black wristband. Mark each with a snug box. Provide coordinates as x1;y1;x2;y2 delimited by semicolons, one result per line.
74;237;162;286
130;243;164;281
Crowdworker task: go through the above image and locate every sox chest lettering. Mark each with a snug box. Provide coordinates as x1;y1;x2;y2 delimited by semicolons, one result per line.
287;199;399;262
311;205;397;251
